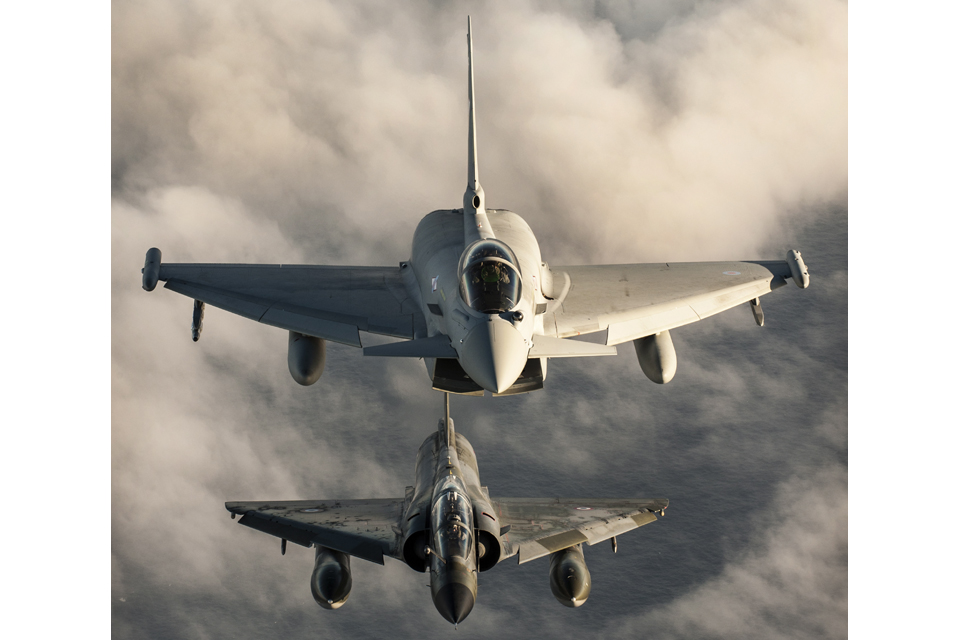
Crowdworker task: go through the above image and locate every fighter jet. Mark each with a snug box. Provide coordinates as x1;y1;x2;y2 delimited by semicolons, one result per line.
142;17;810;396
225;394;668;625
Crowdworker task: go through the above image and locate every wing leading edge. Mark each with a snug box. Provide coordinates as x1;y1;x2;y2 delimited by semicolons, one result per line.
491;497;669;564
225;499;406;565
545;259;800;345
159;263;426;347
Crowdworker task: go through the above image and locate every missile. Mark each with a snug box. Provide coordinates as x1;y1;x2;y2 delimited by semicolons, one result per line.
750;297;764;327
191;300;204;342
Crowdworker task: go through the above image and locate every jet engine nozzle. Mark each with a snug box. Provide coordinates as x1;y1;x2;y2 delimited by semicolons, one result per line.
459;319;528;394
288;331;326;386
633;331;677;384
310;547;352;610
473;499;504;571
401;529;429;572
549;544;591;608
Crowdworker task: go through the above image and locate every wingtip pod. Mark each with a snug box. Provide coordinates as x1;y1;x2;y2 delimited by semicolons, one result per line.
786;250;810;289
142;247;161;291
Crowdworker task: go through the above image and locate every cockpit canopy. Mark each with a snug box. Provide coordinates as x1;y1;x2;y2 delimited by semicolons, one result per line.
458;240;522;314
432;488;475;560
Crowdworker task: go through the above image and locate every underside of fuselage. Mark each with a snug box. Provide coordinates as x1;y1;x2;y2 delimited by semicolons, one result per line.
427;356;544;395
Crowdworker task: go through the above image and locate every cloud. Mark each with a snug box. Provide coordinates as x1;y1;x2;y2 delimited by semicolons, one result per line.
112;0;846;263
611;465;848;640
111;1;846;637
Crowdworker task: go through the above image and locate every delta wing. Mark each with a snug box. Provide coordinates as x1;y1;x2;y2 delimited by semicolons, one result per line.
491;497;669;563
225;499;406;565
159;264;425;346
546;260;796;345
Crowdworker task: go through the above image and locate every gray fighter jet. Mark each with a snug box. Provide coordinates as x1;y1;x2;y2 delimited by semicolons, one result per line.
142;17;810;396
226;394;668;625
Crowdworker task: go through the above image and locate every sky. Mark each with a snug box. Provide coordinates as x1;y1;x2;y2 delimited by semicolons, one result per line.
16;0;960;637
7;1;960;638
108;1;850;638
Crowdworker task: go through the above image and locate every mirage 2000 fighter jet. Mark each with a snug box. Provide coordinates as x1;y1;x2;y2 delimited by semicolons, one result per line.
142;17;810;396
225;394;668;625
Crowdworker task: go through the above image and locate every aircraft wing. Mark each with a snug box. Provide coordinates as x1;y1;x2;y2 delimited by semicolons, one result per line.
547;260;798;345
158;264;425;347
225;499;406;565
490;497;668;564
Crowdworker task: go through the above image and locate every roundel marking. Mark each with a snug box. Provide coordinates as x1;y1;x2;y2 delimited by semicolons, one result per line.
722;270;741;276
576;507;593;511
301;508;320;513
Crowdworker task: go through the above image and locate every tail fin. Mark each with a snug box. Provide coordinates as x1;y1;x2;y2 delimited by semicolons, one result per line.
467;17;478;193
462;16;492;241
463;17;485;216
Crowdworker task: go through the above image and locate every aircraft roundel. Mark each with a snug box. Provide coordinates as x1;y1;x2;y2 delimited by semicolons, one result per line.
722;270;741;275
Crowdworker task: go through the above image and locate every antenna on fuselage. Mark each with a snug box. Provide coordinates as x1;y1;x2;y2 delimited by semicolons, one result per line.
463;16;493;242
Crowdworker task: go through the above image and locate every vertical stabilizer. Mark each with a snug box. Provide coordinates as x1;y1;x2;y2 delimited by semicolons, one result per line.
463;17;493;242
466;16;479;197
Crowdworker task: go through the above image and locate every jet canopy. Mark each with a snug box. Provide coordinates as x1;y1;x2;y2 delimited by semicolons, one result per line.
432;486;475;560
458;240;522;314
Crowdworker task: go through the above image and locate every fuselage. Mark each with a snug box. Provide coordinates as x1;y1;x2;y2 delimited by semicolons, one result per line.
409;209;547;395
402;19;552;397
401;415;502;624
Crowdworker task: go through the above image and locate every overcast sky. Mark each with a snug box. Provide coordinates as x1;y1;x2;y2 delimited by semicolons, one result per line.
108;1;850;638
15;0;960;636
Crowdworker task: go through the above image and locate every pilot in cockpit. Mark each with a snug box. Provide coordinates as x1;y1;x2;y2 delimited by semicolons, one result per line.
476;261;510;285
460;241;521;313
446;523;467;545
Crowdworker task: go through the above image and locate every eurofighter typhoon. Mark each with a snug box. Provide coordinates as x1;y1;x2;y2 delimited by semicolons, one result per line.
226;395;668;625
142;17;810;396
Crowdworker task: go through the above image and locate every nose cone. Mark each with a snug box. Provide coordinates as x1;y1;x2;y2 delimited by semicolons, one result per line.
310;555;352;610
315;566;347;606
549;548;591;608
433;581;475;624
552;568;590;608
459;319;528;393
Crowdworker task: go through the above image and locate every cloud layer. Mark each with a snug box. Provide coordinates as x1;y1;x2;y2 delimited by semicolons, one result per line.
112;1;847;637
